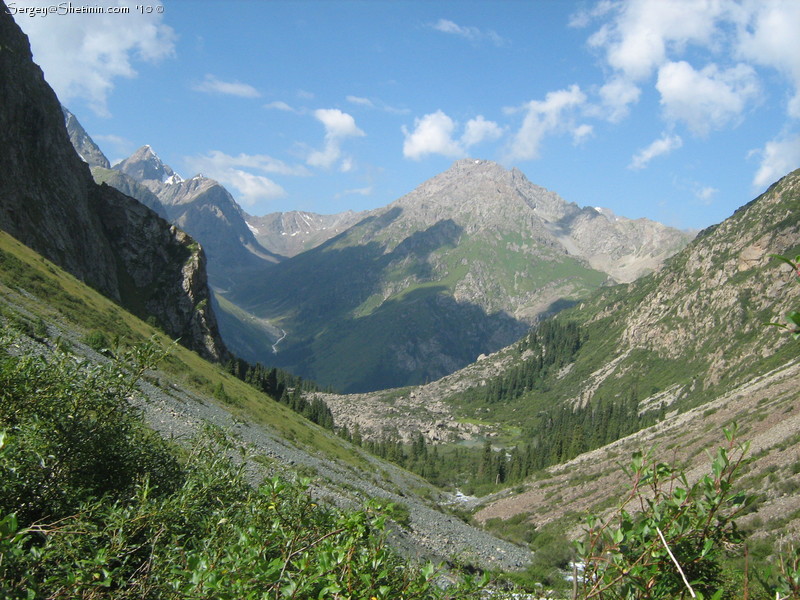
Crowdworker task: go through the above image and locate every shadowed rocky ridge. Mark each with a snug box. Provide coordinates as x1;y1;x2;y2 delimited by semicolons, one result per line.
0;6;227;361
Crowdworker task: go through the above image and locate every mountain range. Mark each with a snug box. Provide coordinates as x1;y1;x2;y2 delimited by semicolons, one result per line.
228;158;691;391
4;0;800;591
75;128;691;392
0;8;530;575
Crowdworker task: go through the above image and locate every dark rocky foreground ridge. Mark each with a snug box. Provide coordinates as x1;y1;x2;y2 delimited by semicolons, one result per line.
0;4;227;362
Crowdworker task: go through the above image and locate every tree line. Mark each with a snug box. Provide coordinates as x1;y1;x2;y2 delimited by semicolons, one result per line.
224;357;335;430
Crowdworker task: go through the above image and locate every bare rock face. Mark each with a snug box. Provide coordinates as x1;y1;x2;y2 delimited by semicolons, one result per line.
62;106;110;169
246;210;370;258
0;4;227;362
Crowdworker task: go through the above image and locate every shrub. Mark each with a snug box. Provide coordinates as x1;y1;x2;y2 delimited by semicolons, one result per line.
576;425;754;600
0;330;488;599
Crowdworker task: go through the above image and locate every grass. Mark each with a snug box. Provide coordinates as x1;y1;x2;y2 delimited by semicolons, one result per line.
0;230;375;473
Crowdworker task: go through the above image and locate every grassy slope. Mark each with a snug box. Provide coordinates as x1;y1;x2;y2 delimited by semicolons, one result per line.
443;171;800;433
0;230;370;469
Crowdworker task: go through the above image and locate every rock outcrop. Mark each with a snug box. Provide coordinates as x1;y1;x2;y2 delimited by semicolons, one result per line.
0;3;227;362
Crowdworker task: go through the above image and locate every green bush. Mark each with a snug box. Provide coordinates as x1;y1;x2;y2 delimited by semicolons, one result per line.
0;331;487;599
576;426;755;599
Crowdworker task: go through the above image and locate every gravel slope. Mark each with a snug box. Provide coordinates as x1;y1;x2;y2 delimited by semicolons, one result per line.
0;291;532;573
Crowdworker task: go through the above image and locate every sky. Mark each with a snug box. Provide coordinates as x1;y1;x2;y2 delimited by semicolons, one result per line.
9;0;800;230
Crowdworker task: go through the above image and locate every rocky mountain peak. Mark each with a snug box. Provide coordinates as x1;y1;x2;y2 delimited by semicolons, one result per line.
62;106;110;169
115;145;180;183
390;159;577;231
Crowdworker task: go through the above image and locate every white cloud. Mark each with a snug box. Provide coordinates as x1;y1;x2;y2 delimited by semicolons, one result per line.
695;185;718;203
629;133;683;170
346;95;410;115
264;101;296;112
752;135;800;188
184;150;313;205
93;133;134;158
597;76;641;122
461;116;504;147
572;124;594;145
584;0;800;132
188;150;309;177
735;1;800;118
346;95;375;108
13;0;175;116
307;109;365;170
430;18;506;46
402;111;462;160
588;0;724;81
506;85;587;161
216;169;286;206
402;111;504;160
656;61;760;136
568;1;616;29
193;74;261;98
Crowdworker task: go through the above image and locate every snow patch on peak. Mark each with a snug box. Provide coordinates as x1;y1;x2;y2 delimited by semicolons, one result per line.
164;173;183;185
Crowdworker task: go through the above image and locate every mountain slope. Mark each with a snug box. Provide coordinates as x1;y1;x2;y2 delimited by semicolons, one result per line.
317;169;800;457
62;106;110;169
0;7;226;361
246;209;369;258
0;221;532;575
114;146;281;286
232;159;689;392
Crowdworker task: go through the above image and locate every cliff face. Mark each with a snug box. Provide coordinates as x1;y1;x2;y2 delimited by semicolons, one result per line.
0;3;227;362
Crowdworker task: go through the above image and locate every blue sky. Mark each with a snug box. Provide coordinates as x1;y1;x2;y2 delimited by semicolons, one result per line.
10;0;800;229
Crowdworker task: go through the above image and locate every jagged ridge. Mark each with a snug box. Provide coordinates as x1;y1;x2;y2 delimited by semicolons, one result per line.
0;7;227;362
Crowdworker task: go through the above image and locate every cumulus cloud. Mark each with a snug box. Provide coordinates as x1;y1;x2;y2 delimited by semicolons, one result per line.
402;111;504;160
506;85;587;161
184;151;311;205
597;76;641;123
193;74;261;98
751;135;800;188
402;111;462;160
461;116;505;148
628;133;683;170
583;0;800;133
735;1;800;118
214;170;286;206
588;0;723;81
429;18;506;46
307;109;365;170
13;0;175;116
656;61;760;136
